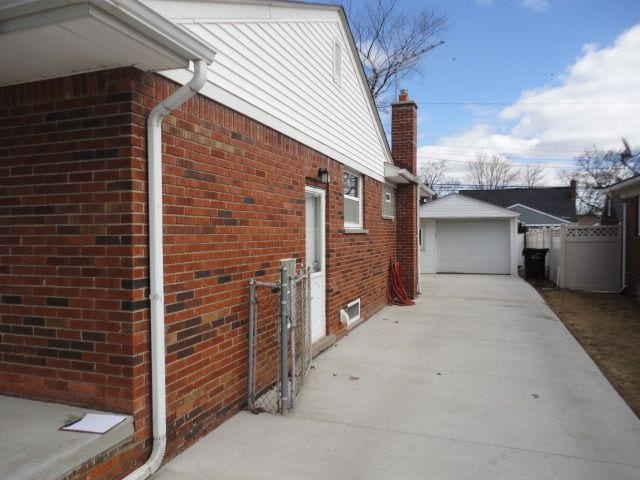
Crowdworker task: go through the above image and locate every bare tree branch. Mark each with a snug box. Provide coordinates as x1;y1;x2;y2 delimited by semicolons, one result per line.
465;152;519;190
418;159;448;189
520;164;546;187
559;146;638;215
348;0;448;107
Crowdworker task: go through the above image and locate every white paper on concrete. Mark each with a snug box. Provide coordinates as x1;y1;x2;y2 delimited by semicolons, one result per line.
61;413;127;434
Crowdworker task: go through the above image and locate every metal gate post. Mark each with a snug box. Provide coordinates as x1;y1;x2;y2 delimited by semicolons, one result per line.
289;271;297;403
306;266;312;367
247;279;256;411
279;263;290;415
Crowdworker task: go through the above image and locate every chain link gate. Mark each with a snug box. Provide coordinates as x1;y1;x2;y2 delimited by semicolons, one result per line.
247;259;312;415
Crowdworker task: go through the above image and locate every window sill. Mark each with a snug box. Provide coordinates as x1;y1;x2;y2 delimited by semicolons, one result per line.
382;215;395;221
343;228;369;234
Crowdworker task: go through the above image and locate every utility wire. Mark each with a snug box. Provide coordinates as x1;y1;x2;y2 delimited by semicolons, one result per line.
416;100;640;106
418;156;574;169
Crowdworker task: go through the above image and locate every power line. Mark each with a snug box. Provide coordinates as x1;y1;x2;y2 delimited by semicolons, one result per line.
423;144;584;154
416;100;640;106
417;156;574;169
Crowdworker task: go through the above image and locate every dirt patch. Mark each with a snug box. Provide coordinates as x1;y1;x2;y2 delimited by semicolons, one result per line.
530;278;640;418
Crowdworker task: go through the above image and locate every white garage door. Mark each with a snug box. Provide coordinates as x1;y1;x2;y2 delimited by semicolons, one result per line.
436;219;511;274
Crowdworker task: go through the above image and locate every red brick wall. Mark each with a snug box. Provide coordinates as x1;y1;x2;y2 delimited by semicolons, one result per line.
391;94;419;296
395;184;418;297
0;70;147;414
626;196;639;299
141;73;396;457
2;67;398;478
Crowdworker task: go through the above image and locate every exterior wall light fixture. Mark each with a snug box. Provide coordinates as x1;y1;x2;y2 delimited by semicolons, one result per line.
318;167;330;184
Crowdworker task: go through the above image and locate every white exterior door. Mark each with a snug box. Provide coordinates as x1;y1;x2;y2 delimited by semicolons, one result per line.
435;219;511;274
305;187;326;343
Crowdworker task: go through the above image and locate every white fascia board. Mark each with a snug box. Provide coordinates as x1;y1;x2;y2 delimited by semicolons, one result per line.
161;68;385;182
2;0;215;64
384;163;434;195
602;175;640;199
507;203;572;224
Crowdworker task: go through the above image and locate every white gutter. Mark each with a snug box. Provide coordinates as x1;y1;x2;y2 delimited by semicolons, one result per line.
123;59;209;480
621;201;627;293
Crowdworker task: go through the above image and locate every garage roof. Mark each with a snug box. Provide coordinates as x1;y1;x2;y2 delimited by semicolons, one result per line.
421;193;520;219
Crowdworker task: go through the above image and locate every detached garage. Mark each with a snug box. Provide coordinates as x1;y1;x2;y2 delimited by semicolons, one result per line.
420;194;520;275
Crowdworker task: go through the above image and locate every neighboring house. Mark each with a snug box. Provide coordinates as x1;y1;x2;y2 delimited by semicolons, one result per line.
601;174;640;300
419;194;520;275
0;1;428;479
459;182;578;228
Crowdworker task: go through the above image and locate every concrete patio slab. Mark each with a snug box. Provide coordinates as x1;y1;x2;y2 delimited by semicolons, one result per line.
154;274;640;480
0;395;133;480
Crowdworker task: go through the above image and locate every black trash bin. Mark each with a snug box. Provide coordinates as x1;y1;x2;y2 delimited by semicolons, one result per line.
523;248;548;279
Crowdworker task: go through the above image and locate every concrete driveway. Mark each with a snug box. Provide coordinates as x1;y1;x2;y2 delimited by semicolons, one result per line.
155;274;640;479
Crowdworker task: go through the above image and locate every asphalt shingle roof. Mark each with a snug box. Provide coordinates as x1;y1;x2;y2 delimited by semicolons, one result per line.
459;187;577;222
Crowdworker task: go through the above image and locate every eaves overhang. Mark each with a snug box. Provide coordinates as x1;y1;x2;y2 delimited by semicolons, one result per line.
601;175;640;200
384;163;434;196
0;0;216;87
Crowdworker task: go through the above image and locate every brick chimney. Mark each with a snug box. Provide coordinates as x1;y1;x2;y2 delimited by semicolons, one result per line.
391;90;419;298
570;179;577;201
391;89;418;175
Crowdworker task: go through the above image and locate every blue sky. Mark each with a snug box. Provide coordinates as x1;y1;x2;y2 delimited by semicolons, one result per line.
352;0;640;184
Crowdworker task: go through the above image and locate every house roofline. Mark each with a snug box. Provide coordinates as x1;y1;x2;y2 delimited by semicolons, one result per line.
507;203;573;224
601;174;640;198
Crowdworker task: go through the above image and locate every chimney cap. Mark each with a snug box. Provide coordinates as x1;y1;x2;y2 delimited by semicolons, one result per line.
398;89;409;101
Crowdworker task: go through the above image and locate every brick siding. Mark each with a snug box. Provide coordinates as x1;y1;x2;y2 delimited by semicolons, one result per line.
1;67;400;479
391;95;419;296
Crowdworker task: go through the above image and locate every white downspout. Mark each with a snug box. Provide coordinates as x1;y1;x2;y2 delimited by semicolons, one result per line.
123;59;208;480
621;201;627;293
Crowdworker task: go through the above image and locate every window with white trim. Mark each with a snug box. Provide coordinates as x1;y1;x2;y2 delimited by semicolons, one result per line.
382;184;395;219
344;170;363;229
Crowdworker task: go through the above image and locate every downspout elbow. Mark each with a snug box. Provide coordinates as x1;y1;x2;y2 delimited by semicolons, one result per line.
148;60;208;127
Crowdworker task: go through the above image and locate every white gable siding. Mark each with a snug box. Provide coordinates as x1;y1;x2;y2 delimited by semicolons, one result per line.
144;1;390;182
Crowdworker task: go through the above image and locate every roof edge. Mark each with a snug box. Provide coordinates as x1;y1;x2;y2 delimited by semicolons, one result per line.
1;0;216;64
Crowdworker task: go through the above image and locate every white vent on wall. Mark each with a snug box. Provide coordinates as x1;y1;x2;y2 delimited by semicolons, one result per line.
340;298;361;328
333;39;342;85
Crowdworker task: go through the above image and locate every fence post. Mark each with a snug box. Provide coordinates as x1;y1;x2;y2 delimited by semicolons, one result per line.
306;266;312;367
289;270;297;404
247;279;256;411
279;263;290;415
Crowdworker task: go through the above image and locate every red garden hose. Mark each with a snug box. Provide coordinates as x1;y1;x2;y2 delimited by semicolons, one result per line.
388;261;415;306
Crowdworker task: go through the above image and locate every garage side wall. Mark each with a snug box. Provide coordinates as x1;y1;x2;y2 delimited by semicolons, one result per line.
420;219;436;274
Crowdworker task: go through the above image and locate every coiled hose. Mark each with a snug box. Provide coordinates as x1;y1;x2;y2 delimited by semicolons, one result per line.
388;261;415;306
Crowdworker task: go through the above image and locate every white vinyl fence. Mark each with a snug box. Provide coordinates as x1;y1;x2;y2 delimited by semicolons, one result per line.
526;225;620;292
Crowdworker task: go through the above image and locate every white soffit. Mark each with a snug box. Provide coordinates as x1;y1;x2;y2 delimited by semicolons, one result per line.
0;0;215;87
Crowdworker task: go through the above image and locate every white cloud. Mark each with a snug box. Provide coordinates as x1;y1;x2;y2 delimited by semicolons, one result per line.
419;24;640;185
520;0;550;12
